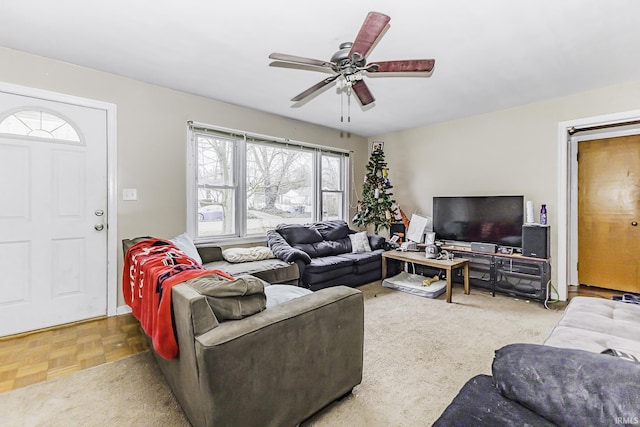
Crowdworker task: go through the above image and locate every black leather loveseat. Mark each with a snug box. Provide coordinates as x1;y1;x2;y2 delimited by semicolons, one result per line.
267;220;385;291
433;343;640;427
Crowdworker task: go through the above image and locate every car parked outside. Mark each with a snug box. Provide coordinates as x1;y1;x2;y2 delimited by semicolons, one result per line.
198;204;224;221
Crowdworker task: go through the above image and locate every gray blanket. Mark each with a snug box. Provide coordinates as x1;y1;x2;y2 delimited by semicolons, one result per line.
185;273;266;321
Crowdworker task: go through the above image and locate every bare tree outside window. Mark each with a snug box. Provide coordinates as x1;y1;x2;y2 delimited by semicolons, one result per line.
321;154;343;220
191;125;349;239
246;142;313;233
197;135;235;237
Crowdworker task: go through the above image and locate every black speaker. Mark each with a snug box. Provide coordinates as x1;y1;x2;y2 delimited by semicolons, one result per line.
522;225;550;259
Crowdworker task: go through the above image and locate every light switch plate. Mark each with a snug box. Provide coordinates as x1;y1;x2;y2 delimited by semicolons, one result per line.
122;188;137;201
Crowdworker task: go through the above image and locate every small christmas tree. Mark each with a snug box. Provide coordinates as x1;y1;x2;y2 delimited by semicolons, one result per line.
353;145;397;233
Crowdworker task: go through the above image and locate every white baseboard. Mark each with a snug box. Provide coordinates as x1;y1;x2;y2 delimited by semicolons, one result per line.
116;305;132;315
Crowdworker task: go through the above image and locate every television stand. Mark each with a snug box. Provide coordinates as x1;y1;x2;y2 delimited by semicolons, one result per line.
443;246;550;303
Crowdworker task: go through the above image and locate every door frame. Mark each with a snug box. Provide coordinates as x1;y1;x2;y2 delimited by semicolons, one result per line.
0;81;118;317
557;109;640;301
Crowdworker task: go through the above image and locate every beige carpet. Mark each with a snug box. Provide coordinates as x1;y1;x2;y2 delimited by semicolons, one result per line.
0;282;564;427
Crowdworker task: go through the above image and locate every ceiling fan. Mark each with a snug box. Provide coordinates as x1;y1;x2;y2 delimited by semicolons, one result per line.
269;11;435;109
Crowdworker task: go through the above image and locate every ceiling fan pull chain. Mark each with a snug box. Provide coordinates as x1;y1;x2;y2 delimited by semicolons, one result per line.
347;85;352;123
340;90;344;122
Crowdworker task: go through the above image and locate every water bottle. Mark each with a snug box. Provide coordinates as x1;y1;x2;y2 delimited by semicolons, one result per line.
540;204;547;225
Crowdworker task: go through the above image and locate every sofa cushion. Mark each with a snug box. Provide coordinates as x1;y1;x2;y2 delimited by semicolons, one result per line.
309;220;350;241
305;255;354;273
349;231;372;253
196;245;224;264
264;285;313;309
544;325;640;359
294;238;351;258
276;223;323;245
548;295;640;339
202;258;299;285
492;343;640;427
544;296;640;358
222;246;275;263
342;251;384;275
170;233;203;264
432;375;551;427
337;249;383;266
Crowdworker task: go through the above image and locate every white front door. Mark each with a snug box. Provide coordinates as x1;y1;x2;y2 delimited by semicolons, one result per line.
0;91;108;336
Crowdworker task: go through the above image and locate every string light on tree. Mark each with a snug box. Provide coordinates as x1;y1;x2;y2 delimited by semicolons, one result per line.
353;143;397;233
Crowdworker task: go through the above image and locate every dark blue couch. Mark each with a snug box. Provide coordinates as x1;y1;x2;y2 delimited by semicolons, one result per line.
433;343;640;426
267;220;385;291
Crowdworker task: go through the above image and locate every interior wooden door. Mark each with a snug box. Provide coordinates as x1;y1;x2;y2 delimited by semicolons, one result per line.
578;135;640;292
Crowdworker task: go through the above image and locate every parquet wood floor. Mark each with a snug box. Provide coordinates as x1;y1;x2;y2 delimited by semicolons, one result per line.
0;314;148;392
0;284;627;393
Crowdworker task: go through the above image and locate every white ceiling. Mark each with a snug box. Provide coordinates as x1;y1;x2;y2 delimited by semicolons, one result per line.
1;1;639;137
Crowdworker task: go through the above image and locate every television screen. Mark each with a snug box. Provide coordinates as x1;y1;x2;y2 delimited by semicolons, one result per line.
433;195;524;247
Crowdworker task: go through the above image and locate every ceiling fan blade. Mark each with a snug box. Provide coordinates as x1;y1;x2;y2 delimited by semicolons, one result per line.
269;61;336;75
349;12;391;60
269;53;333;69
367;59;436;73
352;80;375;106
291;74;340;102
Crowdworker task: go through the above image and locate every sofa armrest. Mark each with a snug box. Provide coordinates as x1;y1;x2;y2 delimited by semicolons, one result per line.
433;375;551;427
267;230;312;264
367;234;386;250
493;343;640;427
194;285;364;426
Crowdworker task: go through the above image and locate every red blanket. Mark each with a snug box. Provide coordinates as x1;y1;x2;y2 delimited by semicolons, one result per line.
122;238;233;359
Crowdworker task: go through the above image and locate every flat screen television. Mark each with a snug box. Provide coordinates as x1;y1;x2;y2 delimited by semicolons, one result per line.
433;195;524;247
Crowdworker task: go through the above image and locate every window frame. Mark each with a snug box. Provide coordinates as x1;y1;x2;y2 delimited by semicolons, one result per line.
186;121;350;243
320;152;348;221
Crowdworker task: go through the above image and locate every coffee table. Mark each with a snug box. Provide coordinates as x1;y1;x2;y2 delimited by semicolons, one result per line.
381;250;470;303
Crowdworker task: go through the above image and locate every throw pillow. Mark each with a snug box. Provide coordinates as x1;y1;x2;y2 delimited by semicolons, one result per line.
222;246;275;263
170;233;203;264
349;231;372;253
492;343;640;427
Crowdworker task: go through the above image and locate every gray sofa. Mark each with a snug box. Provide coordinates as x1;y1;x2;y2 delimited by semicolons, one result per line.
123;237;363;427
158;283;364;427
543;295;640;355
434;296;640;426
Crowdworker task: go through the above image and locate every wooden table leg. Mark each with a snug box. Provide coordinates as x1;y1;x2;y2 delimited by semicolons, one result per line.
445;267;452;303
381;256;387;280
464;262;470;295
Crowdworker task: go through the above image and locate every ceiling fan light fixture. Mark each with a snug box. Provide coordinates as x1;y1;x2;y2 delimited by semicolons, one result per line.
269;11;435;113
336;76;348;90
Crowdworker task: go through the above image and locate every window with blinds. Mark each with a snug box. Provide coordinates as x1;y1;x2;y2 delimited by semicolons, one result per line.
188;122;350;240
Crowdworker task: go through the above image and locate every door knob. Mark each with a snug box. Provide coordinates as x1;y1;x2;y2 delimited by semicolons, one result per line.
94;223;105;231
95;209;104;217
632;221;638;227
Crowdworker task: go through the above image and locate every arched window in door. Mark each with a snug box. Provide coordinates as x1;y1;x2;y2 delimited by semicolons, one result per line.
0;109;81;143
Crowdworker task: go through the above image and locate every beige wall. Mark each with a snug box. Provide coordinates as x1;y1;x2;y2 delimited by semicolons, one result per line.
0;46;368;307
5;43;640;305
371;79;640;297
